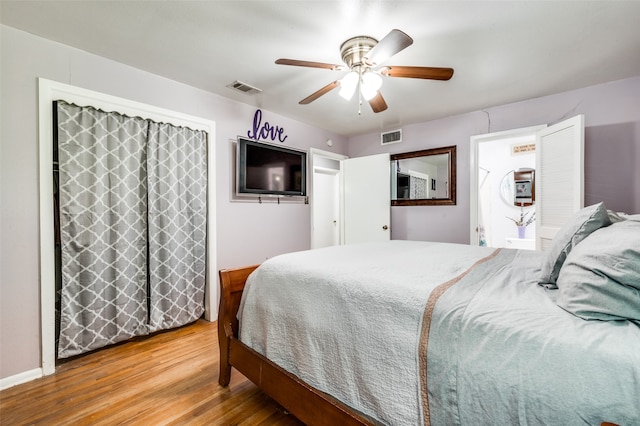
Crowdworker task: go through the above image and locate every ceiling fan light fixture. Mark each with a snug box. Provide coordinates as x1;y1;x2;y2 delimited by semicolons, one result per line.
275;29;452;114
339;71;359;100
360;71;383;101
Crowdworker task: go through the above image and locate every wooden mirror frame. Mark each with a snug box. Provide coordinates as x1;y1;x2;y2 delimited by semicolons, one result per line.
391;145;457;206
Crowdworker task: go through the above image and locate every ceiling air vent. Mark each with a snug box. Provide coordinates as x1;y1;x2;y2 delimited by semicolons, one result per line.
226;80;262;95
381;129;402;145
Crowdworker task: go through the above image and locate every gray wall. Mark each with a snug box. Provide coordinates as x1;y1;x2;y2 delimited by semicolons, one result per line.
348;76;640;242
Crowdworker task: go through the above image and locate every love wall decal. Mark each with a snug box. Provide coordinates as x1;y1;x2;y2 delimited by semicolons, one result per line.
247;109;288;143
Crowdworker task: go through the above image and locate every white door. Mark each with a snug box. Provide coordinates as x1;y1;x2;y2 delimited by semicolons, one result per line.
536;114;585;249
341;153;391;244
312;169;340;248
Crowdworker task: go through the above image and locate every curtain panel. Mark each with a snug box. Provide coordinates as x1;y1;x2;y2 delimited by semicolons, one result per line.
410;176;428;200
56;101;207;358
147;122;208;332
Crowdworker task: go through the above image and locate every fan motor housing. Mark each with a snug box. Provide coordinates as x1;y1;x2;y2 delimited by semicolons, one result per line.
340;36;378;68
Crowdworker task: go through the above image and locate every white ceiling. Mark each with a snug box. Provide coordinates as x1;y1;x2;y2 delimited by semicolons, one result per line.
3;1;640;136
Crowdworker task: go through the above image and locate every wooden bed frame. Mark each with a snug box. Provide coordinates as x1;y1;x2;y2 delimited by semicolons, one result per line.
217;266;376;426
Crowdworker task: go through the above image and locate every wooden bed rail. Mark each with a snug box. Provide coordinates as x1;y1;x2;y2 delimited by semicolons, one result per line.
217;265;259;386
217;265;376;426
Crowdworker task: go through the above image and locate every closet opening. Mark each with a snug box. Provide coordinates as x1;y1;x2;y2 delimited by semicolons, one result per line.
39;79;216;374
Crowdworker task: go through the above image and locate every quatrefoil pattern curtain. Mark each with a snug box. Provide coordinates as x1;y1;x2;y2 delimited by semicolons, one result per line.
56;101;207;358
409;176;428;199
147;121;207;333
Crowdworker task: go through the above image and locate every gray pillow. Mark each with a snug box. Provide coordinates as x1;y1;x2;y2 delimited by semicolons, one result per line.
539;202;611;288
608;210;640;223
556;220;640;321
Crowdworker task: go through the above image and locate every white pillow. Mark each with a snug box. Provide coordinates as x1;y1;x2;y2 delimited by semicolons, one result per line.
538;202;611;288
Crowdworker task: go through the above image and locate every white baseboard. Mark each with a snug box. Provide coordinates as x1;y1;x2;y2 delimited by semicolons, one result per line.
0;368;43;390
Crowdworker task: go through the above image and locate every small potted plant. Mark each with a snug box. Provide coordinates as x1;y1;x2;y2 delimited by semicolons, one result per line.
507;207;535;238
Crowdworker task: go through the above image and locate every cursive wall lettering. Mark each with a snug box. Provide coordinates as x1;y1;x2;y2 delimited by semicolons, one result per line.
247;109;288;143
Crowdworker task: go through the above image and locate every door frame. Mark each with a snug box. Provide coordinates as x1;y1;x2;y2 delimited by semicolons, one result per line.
469;125;546;246
38;78;216;375
309;148;347;248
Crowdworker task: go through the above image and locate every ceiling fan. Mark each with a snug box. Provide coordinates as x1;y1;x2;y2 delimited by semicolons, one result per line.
275;29;454;113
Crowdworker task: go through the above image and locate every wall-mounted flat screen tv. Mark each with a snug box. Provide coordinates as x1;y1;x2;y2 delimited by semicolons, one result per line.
236;137;307;197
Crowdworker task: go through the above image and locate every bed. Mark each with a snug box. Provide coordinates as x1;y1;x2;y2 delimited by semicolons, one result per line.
217;203;640;425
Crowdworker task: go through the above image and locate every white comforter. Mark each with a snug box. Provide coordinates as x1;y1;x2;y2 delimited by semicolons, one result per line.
238;241;497;424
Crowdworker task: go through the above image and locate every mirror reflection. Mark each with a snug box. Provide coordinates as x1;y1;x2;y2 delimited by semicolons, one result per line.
499;168;535;207
391;146;456;206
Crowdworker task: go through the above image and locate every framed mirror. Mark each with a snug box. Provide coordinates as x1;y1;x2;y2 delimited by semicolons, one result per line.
391;145;456;206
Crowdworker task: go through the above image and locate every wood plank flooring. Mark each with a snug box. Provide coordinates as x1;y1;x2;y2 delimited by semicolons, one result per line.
0;320;304;425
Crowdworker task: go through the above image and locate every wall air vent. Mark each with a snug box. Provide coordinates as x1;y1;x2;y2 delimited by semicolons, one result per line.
226;80;262;95
381;129;402;145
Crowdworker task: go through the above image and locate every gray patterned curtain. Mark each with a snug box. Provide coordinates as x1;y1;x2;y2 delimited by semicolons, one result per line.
147;122;208;333
410;176;428;199
57;102;149;358
56;101;208;358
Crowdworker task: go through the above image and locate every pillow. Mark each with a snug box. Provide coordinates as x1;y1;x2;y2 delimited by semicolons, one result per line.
538;202;611;288
608;210;640;223
608;210;627;223
556;220;640;321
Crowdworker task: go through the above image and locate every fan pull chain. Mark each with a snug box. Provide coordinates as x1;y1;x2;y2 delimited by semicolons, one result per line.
358;82;363;115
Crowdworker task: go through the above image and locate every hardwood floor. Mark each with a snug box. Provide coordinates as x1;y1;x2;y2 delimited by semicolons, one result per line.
0;320;304;425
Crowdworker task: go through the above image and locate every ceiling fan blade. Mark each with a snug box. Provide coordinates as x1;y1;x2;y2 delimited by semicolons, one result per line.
299;81;340;104
368;92;388;113
363;29;413;66
381;66;454;80
276;58;342;70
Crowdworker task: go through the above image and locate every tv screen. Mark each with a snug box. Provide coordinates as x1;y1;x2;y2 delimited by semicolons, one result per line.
236;137;307;197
